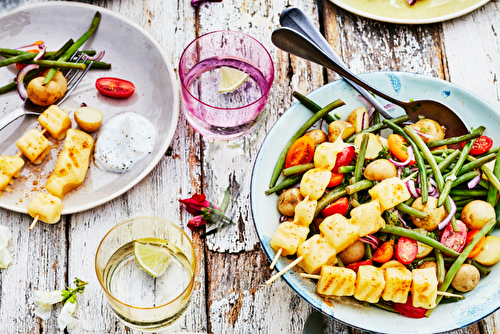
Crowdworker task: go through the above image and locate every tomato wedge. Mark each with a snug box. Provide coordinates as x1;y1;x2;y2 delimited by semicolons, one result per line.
387;134;416;165
440;220;468;254
346;259;372;273
96;77;136;98
393;297;426;318
284;136;315;169
327;172;344;188
373;240;395;263
396;237;418;265
332;146;355;172
465;229;486;258
321;197;349;217
462;136;493;155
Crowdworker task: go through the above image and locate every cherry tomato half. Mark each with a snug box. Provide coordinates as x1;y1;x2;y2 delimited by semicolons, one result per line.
321;197;349;217
393;297;426;318
372;240;395;264
95;77;136;98
440;220;468;254
396;237;418;265
332;146;355;172
387;134;416;165
346;259;372;273
284;136;315;169
465;229;486;258
327;172;344;188
462;136;493;155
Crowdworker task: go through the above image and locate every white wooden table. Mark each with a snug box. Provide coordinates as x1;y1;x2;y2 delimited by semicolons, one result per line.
0;0;499;333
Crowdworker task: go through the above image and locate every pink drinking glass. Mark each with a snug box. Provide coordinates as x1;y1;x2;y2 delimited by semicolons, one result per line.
179;31;274;141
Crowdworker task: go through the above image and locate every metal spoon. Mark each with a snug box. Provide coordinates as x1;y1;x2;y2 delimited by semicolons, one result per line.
271;26;470;137
280;7;391;119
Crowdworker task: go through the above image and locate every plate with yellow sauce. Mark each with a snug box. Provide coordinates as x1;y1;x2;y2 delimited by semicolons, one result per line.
330;0;490;24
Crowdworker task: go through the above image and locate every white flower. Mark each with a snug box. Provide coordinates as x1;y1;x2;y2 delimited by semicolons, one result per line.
57;300;77;330
0;225;12;249
34;290;63;320
0;248;12;269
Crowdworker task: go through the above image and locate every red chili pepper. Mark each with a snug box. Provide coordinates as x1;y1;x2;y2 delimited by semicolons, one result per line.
346;259;372;273
393;296;426;318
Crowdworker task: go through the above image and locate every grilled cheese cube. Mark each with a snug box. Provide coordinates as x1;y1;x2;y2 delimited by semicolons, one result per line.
293;196;317;227
350;200;385;237
354;265;386;303
38;105;72;140
0;155;25;178
369;177;411;211
27;192;64;224
320;214;360;253
300;168;331;201
297;234;337;274
46;129;94;198
382;267;412;303
0;172;10;191
412;268;438;309
270;221;309;256
16;129;51;164
317;266;356;296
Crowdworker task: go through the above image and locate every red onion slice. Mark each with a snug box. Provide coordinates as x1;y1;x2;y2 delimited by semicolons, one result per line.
398;211;409;228
33;43;46;61
406;179;420;198
413;129;433;139
468;171;482;189
384;103;396;112
16;64;39;100
407;0;417;5
438;196;456;230
360;235;380;250
87;50;105;62
15;41;43;52
389;146;414;167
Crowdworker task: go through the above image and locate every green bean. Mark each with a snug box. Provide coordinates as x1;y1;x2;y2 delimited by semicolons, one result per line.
365;243;373;259
436;150;460;172
426;127;485;148
0;53;40;67
22;59;87;70
346;180;374;195
44;11;101;84
338;165;355;173
345;115;409;143
449;189;488;197
479;179;490;189
405;197;416;206
450;171;480;188
466;155;500;193
265;174;302;196
477;147;500;158
469;259;491;277
454;198;475;207
386;121;428;203
457;153;496;176
282;163;314;176
372;302;398;313
425;218;496;317
269;99;345;188
379;226;460;257
336;255;344;267
435;249;446;285
354;134;369;182
450;195;481;202
431;149;456;155
395;203;429;219
440;288;464;304
315;188;348;217
292;91;336;123
438;139;476;207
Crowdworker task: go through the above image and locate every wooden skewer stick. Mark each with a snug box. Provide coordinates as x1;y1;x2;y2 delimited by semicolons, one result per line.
265;255;304;285
29;215;39;231
269;248;282;270
300;273;320;279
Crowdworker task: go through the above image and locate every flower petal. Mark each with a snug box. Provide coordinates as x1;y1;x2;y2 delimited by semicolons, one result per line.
34;304;53;320
187;216;207;231
57;301;77;330
179;193;211;215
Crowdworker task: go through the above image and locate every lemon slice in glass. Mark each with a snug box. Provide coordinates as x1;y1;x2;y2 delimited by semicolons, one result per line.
133;241;171;277
219;67;249;93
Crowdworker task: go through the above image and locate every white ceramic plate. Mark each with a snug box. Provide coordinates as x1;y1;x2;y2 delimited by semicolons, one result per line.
0;3;179;214
251;72;500;333
330;0;490;24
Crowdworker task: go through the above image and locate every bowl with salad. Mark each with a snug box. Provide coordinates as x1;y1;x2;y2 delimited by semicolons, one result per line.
250;71;500;333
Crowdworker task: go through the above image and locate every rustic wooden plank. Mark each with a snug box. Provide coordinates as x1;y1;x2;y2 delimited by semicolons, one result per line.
197;0;323;333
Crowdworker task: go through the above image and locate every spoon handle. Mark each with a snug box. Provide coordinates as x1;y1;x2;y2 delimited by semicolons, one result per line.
271;27;409;111
280;7;392;119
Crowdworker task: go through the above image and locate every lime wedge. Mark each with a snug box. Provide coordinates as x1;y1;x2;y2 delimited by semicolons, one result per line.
133;241;171;277
219;67;249;93
0;248;12;269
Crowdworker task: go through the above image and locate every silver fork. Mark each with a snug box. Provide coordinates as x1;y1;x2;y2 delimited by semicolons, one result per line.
0;53;93;132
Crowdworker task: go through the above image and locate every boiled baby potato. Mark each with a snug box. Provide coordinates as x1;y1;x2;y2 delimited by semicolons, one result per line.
346;107;369;132
27;71;67;106
461;200;496;230
304;129;327;145
277;188;304;217
474;235;500;266
354;133;383;160
410;119;445;143
411;197;447;231
451;264;480;292
74;107;103;133
328;120;355;142
338;240;365;265
363;159;397;181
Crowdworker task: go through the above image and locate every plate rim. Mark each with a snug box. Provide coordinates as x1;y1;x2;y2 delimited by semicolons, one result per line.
251;71;500;333
329;0;490;24
0;2;179;215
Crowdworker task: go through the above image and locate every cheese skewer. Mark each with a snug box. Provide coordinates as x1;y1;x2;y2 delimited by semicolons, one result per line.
265;255;304;285
29;215;39;231
269;248;282;270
